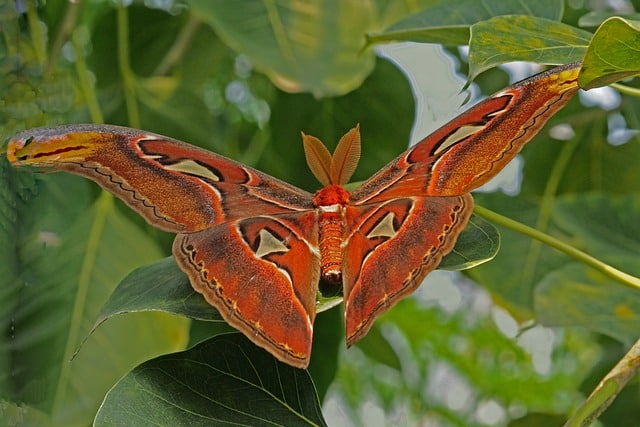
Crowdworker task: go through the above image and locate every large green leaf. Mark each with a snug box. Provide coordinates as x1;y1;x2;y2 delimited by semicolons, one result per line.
367;0;564;46
0;160;38;408
580;17;640;89
533;193;640;342
95;334;327;426
552;193;640;263
469;16;591;78
1;173;188;425
438;213;500;271
186;0;377;96
467;196;568;315
95;256;222;324
535;262;640;343
519;106;640;197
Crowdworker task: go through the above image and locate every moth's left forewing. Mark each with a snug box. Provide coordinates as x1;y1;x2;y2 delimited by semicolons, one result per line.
343;194;473;346
173;212;320;368
7;124;314;233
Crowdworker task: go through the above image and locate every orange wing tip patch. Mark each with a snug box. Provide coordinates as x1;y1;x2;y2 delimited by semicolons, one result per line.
6;131;103;166
5;135;34;163
6;142;22;163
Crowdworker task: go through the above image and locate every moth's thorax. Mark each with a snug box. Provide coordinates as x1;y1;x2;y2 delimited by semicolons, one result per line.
313;185;350;285
312;184;350;207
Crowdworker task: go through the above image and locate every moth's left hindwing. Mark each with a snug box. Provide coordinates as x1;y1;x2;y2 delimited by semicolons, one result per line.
173;212;320;368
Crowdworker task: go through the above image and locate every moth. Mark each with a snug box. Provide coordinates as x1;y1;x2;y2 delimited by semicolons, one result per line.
6;62;581;368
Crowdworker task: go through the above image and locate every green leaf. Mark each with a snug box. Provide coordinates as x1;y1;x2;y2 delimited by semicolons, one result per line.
578;11;640;27
439;213;500;271
352;323;401;370
469;16;591;79
367;0;564;47
534;193;640;342
0;400;52;427
307;307;342;402
580;17;640;89
552;193;640;264
185;0;376;97
95;334;327;427
535;262;640;343
1;173;188;425
0;162;38;376
95;256;223;325
520;107;640;196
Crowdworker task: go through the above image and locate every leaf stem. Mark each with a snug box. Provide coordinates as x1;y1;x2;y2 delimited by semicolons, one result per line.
46;0;81;72
153;15;201;76
473;205;640;291
564;337;640;427
52;191;113;415
116;2;140;128
264;0;295;63
72;30;104;124
611;82;640;97
26;0;46;67
521;131;581;287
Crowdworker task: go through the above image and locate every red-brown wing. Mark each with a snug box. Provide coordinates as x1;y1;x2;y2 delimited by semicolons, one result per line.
342;63;582;346
351;62;582;204
173;211;320;368
343;195;473;345
7;124;314;233
8;124;321;367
